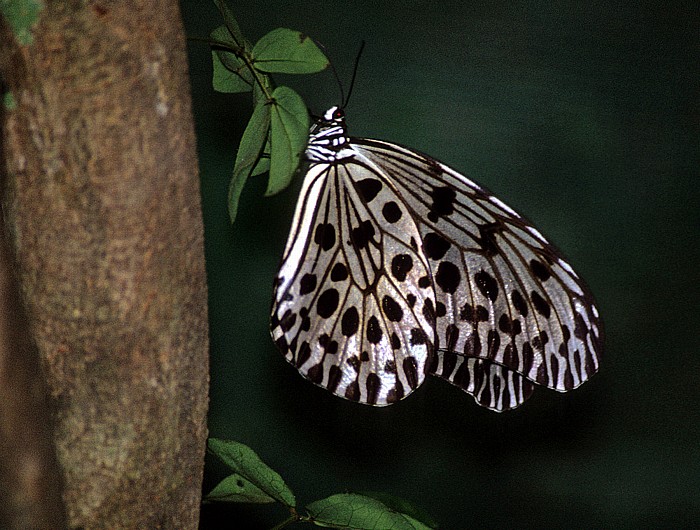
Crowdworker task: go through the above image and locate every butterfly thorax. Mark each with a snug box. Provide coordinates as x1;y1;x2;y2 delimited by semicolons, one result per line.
306;106;355;162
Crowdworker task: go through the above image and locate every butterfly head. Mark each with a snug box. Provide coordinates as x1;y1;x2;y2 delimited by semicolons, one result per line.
322;106;346;125
306;106;353;162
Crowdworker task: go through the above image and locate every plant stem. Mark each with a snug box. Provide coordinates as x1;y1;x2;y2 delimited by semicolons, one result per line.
187;36;274;102
269;514;298;530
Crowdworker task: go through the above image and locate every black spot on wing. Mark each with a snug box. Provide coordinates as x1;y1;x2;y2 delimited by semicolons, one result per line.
478;222;502;256
531;290;551;318
391;254;413;282
445;324;459;351
435;261;461;293
367;315;383;344
350;220;375;250
428;186;456;222
418;275;431;289
532;330;549;351
475;270;499;302
299;307;310;331
307;363;323;384
522;342;534;374
422;298;436;323
345;380;360;401
330;263;348;281
423;232;451;260
459;303;489;323
464;332;481;357
296;341;311;367
441;350;458;377
275;336;288;355
327;365;341;393
504;342;518;368
366;373;381;404
325;339;338;354
348;356;361;372
452;358;471;388
562;324;571;341
279;310;296;332
317;288;339;318
387;382;404;403
511;290;529;317
406;294;416;308
314;223;336;251
410;328;427;345
341;306;360;337
382;201;402;223
355;178;382;202
403;357;419;389
530;259;551;281
299;273;317;295
498;314;514;334
382;295;404;322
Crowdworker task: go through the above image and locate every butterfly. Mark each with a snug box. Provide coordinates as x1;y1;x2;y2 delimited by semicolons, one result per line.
270;106;603;411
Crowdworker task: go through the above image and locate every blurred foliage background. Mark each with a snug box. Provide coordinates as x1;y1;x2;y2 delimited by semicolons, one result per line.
181;1;698;527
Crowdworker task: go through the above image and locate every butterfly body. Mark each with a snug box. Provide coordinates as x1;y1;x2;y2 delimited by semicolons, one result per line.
271;107;602;411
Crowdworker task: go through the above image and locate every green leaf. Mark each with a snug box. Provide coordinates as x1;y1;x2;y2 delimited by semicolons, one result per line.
3;91;17;110
213;0;247;49
212;52;252;93
228;102;271;223
253;28;329;74
358;492;439;529
211;26;253;93
306;493;433;530
267;86;309;196
0;0;43;45
207;439;296;508
204;473;276;504
249;134;271;177
251;156;270;177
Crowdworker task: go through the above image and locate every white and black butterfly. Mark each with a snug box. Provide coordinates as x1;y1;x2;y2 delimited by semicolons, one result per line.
270;106;602;411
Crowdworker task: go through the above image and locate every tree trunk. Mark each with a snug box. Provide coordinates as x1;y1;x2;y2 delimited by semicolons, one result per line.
0;1;209;528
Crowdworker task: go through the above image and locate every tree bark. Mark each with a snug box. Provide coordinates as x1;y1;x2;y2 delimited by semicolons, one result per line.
0;186;67;529
0;1;209;528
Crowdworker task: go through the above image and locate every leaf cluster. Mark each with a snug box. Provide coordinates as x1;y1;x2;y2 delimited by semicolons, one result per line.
206;439;438;529
210;0;329;223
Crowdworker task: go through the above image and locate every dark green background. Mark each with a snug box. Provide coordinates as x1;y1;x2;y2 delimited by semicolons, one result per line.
182;1;698;528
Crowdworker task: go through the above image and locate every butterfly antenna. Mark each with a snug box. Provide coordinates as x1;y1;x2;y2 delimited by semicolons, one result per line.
315;39;346;107
343;40;365;108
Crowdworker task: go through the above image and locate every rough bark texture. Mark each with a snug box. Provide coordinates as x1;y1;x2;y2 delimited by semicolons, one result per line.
0;1;209;528
0;196;67;528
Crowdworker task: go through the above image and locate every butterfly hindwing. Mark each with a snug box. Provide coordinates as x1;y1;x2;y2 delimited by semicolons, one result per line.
351;138;603;410
431;353;535;411
271;160;436;405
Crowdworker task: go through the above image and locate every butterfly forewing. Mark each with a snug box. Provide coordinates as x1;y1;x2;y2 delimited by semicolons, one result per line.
271;157;436;405
270;106;602;411
351;139;603;409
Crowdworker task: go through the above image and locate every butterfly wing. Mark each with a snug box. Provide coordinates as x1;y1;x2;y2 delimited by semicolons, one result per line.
351;138;603;411
271;160;436;405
